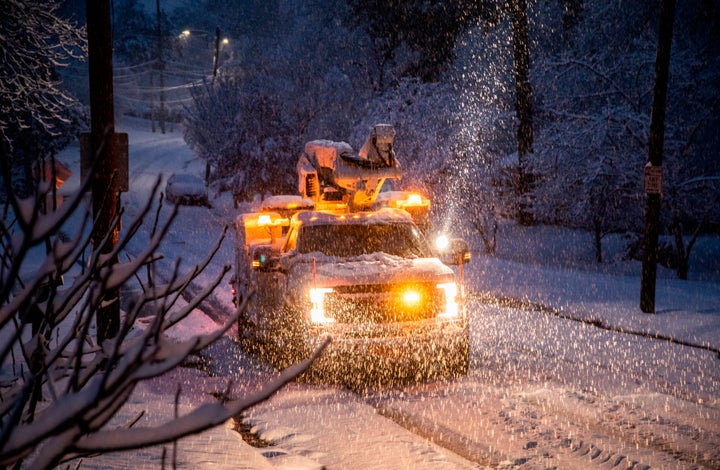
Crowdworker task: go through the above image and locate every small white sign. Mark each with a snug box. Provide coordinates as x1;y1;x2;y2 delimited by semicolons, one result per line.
644;163;662;195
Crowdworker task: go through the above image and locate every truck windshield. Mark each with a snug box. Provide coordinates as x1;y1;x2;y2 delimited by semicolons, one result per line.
298;223;430;258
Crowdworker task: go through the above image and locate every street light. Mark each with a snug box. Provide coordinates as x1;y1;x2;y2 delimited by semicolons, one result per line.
179;27;230;181
177;28;230;77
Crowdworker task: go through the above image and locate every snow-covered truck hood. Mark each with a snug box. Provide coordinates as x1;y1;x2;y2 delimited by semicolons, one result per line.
284;252;456;293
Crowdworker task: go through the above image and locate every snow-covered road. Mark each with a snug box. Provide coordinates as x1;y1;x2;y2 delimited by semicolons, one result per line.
118;198;720;468
140;203;719;468
63;119;718;469
239;299;720;469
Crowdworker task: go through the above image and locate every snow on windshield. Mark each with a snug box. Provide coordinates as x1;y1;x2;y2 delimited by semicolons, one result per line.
298;223;430;258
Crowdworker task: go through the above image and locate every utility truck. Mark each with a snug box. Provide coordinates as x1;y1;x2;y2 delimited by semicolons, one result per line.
232;124;471;385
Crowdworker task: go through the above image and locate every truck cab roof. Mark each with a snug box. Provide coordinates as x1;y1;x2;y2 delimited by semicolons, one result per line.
283;208;430;259
291;208;414;228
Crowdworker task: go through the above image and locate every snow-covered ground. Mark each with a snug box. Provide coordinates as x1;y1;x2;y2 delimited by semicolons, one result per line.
52;118;719;469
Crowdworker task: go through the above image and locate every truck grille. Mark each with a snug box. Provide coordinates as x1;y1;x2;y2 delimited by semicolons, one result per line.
323;282;445;323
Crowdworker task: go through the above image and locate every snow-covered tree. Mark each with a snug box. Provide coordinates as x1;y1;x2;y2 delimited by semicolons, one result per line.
446;111;515;254
444;15;522;249
182;0;372;201
184;73;300;200
527;0;720;268
659;0;720;278
528;2;655;259
345;0;501;88
0;0;87;196
0;164;324;468
112;0;155;65
0;0;85;140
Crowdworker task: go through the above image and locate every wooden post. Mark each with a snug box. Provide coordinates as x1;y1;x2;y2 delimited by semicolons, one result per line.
640;0;676;313
86;0;121;340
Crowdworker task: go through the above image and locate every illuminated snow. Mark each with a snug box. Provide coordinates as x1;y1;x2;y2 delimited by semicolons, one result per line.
45;116;719;468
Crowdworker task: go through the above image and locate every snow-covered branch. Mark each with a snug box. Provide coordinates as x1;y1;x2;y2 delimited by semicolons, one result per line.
1;0;86;142
0;172;316;468
65;339;329;457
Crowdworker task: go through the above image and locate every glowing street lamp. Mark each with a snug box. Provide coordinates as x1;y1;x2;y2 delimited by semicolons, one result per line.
176;27;230;181
176;28;229;77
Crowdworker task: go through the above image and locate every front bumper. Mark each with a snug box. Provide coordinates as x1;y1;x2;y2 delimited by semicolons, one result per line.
299;318;469;386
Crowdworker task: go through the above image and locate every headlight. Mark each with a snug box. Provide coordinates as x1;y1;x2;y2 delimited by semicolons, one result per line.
435;234;450;251
436;282;459;318
401;288;422;307
309;287;334;324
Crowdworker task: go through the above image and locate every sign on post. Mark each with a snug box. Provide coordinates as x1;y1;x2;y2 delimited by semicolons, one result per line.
644;162;663;195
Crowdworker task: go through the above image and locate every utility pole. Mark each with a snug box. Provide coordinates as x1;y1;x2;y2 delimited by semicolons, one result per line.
156;0;166;134
213;26;221;78
205;26;222;182
85;0;128;341
640;0;676;313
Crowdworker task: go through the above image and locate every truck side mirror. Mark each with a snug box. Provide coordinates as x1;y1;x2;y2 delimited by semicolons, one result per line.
251;245;278;271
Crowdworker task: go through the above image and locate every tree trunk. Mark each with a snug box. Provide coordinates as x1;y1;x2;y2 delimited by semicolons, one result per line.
510;0;534;225
474;218;498;254
594;217;603;263
671;218;688;280
672;208;708;281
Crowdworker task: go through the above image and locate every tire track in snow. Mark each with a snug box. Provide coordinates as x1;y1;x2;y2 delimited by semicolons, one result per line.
219;290;719;469
371;404;501;468
361;298;720;470
365;376;719;469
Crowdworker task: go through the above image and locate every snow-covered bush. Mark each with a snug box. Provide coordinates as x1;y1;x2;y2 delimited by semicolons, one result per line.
0;165;323;468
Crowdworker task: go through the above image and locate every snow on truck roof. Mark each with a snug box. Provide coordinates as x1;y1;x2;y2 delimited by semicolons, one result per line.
293;208;414;226
260;195;315;211
374;191;430;208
